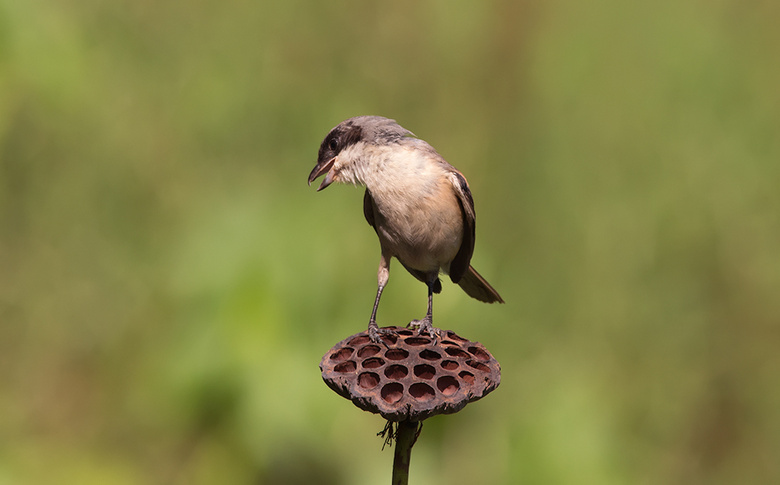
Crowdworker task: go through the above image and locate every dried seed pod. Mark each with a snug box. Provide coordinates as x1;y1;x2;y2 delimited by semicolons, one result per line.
320;326;501;421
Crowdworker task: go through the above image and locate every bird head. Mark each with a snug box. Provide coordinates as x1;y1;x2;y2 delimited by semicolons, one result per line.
307;116;413;191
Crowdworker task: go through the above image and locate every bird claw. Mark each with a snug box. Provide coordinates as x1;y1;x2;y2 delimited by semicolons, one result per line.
368;321;394;344
408;317;441;342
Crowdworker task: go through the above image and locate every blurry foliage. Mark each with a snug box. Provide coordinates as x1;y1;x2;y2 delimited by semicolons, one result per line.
1;0;779;484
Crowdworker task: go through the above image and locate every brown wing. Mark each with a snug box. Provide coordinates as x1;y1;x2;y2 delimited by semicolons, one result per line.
363;188;376;229
448;171;476;284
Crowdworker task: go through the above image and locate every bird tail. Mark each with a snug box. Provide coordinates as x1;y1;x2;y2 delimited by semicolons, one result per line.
457;266;504;303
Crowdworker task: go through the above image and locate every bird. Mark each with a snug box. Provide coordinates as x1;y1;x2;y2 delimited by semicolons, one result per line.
308;116;503;342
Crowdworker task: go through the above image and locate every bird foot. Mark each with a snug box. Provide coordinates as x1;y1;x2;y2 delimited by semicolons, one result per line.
408;317;441;341
368;321;394;343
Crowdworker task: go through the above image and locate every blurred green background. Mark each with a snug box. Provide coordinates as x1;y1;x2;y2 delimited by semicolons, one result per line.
1;0;779;483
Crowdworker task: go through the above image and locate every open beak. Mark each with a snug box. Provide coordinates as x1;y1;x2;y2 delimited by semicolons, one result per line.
307;157;337;191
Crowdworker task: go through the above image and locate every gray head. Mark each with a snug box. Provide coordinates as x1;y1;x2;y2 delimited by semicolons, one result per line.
307;116;414;190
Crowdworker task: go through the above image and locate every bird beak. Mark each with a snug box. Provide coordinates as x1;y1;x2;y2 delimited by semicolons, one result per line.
307;157;337;191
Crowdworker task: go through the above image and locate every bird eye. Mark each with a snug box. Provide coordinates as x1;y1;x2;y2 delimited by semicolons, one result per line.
328;138;338;151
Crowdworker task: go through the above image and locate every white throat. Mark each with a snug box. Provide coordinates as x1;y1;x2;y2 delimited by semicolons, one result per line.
335;142;444;198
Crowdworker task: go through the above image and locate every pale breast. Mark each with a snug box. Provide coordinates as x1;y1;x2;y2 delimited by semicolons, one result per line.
372;173;464;273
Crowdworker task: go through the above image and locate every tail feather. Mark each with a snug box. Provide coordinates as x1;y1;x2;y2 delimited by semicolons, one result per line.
457;266;504;303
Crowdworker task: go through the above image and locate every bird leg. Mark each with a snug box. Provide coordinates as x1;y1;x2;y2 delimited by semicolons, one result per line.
367;285;386;342
368;253;393;343
409;279;441;341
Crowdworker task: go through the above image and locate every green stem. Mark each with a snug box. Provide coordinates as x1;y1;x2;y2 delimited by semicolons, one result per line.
392;420;420;485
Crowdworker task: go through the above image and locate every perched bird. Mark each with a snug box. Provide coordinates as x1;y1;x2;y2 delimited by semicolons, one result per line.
308;116;503;341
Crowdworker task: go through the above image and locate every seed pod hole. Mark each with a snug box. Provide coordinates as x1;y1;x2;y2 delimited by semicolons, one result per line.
334;361;356;373
358;372;380;389
381;383;404;404
419;349;441;361
380;333;398;345
445;347;470;359
444;332;468;342
385;348;409;360
348;336;370;346
409;383;435;401
458;371;475;385
406;337;431;346
330;347;354;362
466;360;491;373
468;346;490;361
357;345;381;358
384;364;409;380
437;376;460;396
414;364;436;380
362;357;385;369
